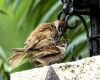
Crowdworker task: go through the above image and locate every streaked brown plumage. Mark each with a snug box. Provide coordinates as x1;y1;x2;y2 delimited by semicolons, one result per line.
8;40;67;67
24;20;65;51
8;20;65;67
13;20;65;52
29;40;67;66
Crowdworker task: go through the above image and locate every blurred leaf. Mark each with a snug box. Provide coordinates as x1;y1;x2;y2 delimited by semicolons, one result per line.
0;9;8;15
4;0;15;6
12;0;22;13
39;1;62;23
67;33;87;52
0;58;3;68
0;47;7;61
65;32;89;61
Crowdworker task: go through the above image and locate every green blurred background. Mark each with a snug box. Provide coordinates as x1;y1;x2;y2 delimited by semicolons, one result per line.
0;0;90;80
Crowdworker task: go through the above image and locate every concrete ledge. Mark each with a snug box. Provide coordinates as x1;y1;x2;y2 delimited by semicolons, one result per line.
11;55;100;80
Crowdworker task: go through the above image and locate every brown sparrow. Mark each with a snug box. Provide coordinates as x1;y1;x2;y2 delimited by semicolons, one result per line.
8;20;66;67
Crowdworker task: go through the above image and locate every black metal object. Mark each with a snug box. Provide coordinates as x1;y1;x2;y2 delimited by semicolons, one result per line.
58;0;100;56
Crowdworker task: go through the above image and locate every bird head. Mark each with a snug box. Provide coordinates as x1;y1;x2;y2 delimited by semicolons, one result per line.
53;20;67;40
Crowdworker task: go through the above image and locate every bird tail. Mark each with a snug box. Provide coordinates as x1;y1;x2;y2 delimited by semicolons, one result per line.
8;51;28;68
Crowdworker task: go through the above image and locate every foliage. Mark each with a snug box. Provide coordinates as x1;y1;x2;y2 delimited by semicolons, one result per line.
0;0;90;79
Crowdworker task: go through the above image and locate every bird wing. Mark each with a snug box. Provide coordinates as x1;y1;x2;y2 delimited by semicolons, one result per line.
30;47;60;59
24;23;52;45
34;38;51;49
24;37;39;51
34;31;56;49
24;23;54;51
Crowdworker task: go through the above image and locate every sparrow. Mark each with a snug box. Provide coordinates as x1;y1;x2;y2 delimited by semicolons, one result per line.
8;20;66;67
